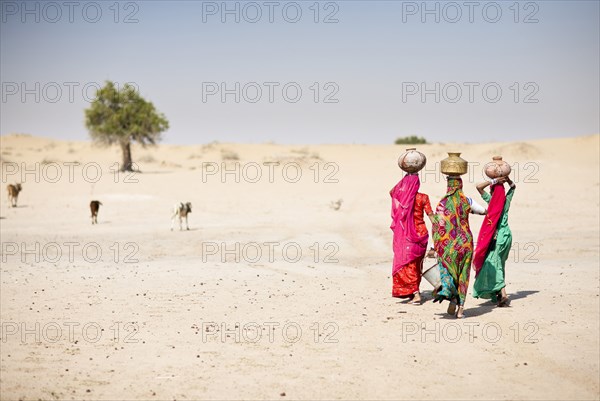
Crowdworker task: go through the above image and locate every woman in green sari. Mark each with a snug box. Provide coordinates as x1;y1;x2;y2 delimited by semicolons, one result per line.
473;176;516;306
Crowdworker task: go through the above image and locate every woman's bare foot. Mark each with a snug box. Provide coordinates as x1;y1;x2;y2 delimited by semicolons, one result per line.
498;297;510;307
409;292;421;305
498;288;510;307
447;301;457;315
456;306;465;319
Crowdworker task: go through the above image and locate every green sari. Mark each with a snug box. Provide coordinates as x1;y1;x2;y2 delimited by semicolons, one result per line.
473;186;515;301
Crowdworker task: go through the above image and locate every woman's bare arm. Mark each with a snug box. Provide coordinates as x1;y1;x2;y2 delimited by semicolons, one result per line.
476;176;507;195
476;180;490;195
506;175;516;189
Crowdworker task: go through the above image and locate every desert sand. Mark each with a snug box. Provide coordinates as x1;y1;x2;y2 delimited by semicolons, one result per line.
0;133;598;400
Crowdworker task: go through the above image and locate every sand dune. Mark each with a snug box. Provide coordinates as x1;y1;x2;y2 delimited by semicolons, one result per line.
0;133;598;400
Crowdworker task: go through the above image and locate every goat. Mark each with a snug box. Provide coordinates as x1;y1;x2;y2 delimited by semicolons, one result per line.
171;202;192;231
6;184;22;207
90;200;102;224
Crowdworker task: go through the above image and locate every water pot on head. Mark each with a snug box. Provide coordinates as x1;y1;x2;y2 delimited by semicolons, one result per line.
398;148;426;173
440;152;468;176
484;156;511;179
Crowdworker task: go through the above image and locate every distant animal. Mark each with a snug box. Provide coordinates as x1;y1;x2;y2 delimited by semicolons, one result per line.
171;202;192;231
90;200;102;224
330;199;343;211
6;183;22;207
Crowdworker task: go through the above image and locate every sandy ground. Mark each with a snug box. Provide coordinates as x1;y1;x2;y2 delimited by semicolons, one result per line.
0;133;598;400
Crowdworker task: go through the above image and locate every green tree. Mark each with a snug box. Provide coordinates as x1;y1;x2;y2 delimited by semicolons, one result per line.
85;81;169;172
394;135;428;145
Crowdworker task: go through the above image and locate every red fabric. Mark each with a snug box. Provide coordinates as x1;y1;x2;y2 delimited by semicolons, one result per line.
473;183;506;276
413;193;433;237
392;255;425;297
390;175;430;276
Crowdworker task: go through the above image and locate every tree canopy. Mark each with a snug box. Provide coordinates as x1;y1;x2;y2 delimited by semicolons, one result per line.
85;81;169;171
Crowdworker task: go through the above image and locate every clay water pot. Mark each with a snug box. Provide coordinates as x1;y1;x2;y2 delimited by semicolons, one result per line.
484;156;511;179
441;152;468;176
398;148;426;173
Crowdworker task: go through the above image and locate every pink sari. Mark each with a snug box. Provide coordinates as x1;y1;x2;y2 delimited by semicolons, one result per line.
390;174;429;277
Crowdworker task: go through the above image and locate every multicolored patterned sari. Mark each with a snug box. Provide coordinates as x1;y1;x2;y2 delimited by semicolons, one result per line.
432;177;474;306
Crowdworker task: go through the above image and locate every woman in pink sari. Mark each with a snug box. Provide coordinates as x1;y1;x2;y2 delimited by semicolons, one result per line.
390;173;436;304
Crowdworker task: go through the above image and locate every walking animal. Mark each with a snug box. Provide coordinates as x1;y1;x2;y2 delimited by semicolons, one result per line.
90;200;102;224
6;184;22;207
171;202;192;231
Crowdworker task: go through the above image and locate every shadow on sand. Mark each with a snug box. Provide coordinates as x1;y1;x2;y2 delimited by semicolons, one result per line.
395;289;437;306
464;290;540;318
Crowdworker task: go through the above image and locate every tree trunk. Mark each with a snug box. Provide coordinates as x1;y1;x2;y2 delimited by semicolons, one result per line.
120;141;133;172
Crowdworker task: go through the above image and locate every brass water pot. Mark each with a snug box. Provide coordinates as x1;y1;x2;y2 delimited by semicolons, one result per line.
440;152;468;176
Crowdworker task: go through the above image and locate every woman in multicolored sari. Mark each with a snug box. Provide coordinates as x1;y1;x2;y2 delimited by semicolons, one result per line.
390;173;435;304
432;176;474;318
473;175;516;306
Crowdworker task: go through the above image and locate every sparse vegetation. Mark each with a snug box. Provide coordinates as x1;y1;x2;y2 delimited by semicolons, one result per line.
291;147;310;155
138;155;157;163
291;147;321;160
160;160;182;168
221;150;240;161
202;142;219;152
394;136;428;145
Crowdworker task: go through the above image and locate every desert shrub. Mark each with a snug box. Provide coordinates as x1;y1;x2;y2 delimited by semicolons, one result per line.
221;150;240;161
394;136;428;145
138;155;157;163
292;147;321;160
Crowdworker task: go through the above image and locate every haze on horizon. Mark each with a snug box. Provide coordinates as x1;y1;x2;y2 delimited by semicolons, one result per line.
1;0;599;145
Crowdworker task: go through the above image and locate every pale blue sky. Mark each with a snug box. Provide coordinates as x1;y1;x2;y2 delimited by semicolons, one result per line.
1;0;599;144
